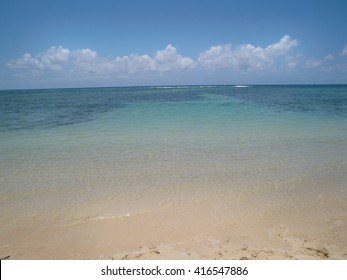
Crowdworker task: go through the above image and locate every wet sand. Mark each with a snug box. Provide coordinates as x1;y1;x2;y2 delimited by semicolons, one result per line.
1;184;347;260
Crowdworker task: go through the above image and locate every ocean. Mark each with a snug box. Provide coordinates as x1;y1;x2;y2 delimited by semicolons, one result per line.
1;85;347;259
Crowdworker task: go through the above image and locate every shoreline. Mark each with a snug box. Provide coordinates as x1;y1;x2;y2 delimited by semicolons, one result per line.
2;221;346;260
1;190;347;260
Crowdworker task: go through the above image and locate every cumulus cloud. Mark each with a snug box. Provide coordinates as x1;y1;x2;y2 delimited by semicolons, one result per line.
7;35;299;80
108;44;195;74
197;35;298;71
264;35;298;56
153;44;196;71
74;48;97;59
197;44;235;69
7;46;70;72
7;44;195;77
69;48;101;73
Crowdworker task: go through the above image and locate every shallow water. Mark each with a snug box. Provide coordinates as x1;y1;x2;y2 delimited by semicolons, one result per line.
1;85;347;258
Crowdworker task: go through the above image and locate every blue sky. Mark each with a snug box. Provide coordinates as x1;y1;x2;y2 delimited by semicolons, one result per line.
1;0;347;89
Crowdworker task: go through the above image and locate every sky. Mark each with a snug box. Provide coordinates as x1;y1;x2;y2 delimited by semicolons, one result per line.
1;0;347;89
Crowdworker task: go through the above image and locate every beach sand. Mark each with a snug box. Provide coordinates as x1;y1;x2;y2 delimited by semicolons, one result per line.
1;183;347;260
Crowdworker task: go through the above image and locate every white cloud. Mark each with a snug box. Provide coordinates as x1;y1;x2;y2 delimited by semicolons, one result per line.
74;44;196;76
106;44;195;75
341;44;347;56
7;46;70;72
41;46;70;63
70;48;101;73
7;36;299;81
7;44;195;77
235;44;270;70
197;44;235;69
197;35;298;71
264;35;298;56
7;53;42;70
153;44;196;71
74;48;97;59
105;54;155;76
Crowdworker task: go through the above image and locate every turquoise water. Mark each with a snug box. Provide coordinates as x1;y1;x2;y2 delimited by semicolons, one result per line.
1;85;347;258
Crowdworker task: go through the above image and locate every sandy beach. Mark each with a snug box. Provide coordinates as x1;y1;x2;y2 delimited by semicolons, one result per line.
1;183;347;260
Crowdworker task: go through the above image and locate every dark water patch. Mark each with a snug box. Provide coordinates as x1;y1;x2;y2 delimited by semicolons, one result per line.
215;85;347;117
0;87;206;131
1;85;346;131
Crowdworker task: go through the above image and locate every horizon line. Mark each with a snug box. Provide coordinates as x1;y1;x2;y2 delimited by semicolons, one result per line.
1;83;347;91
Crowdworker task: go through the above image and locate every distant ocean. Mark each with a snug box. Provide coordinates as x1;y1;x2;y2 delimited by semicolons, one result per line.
1;85;347;259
